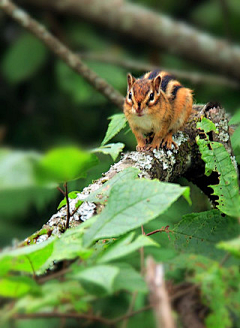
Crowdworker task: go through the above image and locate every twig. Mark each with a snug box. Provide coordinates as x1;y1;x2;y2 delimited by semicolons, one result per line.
145;256;176;328
13;304;153;325
121;291;138;328
18;0;240;80
57;186;65;196
37;267;70;284
0;0;124;109
146;226;173;237
64;182;70;230
81;52;240;89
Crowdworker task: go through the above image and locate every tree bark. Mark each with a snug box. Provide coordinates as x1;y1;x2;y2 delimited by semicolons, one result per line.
25;103;234;243
18;0;240;82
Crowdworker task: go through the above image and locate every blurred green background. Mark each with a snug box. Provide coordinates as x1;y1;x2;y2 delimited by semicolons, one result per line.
0;0;240;247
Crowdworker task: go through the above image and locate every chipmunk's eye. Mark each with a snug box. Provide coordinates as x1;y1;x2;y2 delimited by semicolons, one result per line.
128;92;132;100
149;92;154;101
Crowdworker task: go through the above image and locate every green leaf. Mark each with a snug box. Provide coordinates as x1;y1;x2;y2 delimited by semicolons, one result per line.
173;210;240;260
0;276;39;298
14;280;87;314
92;143;125;161
195;265;232;328
113;263;147;293
98;232;159;263
83;178;190;247
0;238;55;276
0;149;41;190
101;114;127;146
71;265;119;294
196;118;240;217
229;110;240;125
217;237;240;258
0;149;55;216
43;221;94;270
197;117;218;133
2;33;47;83
231;125;240;164
86;167;140;204
57;190;82;210
37;146;98;183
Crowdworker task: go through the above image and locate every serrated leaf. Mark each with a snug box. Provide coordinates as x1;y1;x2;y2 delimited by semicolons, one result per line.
83;179;190;247
0;238;55;276
101;114;127;146
86;167;140;204
173;210;240;259
0;276;40;298
196;137;215;176
92;143;125;161
217;237;240;258
196;118;240;217
71;265;119;294
2;33;47;83
113;263;147;293
37;147;98;183
98;232;159;263
197;117;218;133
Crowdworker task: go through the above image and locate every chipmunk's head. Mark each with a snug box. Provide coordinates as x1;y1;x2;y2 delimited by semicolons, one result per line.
124;73;162;117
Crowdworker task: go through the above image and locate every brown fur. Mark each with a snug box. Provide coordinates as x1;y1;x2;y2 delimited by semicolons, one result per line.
123;70;193;151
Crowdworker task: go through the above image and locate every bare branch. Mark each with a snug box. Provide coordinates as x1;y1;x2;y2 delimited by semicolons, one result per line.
0;0;124;109
145;256;176;328
81;52;240;89
18;0;240;81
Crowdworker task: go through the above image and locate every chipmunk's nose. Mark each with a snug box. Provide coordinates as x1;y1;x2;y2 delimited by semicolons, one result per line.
136;102;141;113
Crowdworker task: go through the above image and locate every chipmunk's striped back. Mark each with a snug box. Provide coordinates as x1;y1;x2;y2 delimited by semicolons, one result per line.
143;70;184;100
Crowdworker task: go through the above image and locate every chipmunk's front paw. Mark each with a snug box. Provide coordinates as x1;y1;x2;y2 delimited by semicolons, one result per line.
162;135;178;150
136;144;146;152
145;142;160;151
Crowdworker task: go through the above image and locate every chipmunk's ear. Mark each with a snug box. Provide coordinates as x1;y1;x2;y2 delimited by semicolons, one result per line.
127;73;136;90
153;75;161;94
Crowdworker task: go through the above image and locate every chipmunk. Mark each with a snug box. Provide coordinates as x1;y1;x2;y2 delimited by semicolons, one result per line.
123;70;193;151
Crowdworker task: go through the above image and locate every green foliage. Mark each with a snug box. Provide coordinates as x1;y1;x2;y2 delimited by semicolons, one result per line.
86;167;139;204
98;232;159;263
230;109;240;164
2;33;47;83
173;210;239;260
83;176;190;247
57;190;82;210
0;238;55;276
92;142;125;161
37;146;98;183
1;4;240;326
196;118;240;217
101;114;127;145
217;236;240;258
0;276;40;298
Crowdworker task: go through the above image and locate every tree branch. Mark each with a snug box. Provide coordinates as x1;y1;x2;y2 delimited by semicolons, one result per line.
28;103;234;241
80;52;240;89
18;0;240;81
0;0;124;109
145;256;176;328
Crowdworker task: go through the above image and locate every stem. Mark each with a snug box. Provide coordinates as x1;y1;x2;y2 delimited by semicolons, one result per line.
0;0;124;109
